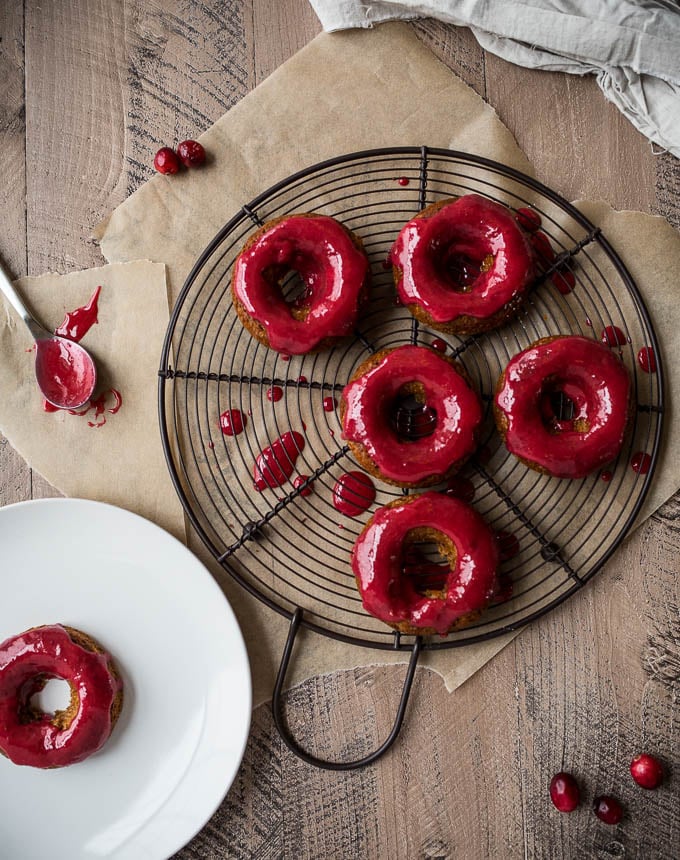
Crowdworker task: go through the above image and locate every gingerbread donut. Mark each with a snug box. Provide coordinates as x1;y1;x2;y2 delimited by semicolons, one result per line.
351;492;500;635
494;335;631;479
231;213;370;354
340;344;483;488
0;624;124;768
390;194;536;335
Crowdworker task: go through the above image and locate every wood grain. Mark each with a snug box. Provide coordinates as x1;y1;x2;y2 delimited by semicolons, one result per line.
484;55;657;212
2;3;679;857
0;0;32;506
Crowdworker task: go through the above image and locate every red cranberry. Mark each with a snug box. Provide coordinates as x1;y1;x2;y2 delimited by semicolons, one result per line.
552;268;576;295
177;139;206;167
495;530;520;561
549;772;580;813
153;147;180;175
593;795;623;825
630;753;663;789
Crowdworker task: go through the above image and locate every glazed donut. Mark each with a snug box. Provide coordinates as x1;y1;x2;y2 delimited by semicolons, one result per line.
231;213;370;354
340;344;483;488
0;624;124;768
494;335;631;478
351;492;499;635
390;194;536;335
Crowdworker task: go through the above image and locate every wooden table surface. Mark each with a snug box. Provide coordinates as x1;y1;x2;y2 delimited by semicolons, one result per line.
1;3;678;858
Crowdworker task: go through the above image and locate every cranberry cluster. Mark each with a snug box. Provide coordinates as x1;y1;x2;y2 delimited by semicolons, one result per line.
550;753;665;825
153;140;206;175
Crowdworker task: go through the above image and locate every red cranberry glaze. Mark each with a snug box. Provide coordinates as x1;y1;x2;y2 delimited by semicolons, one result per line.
601;325;626;347
36;338;97;410
55;285;101;341
637;346;657;373
332;471;376;516
351;492;499;635
515;207;542;232
0;624;122;768
630;753;664;789
549;772;581;813
495;336;631;479
232;214;370;354
552;267;576;294
390;195;535;330
531;231;555;263
219;408;246;436
342;345;483;486
293;475;314;497
253;430;305;491
631;451;651;474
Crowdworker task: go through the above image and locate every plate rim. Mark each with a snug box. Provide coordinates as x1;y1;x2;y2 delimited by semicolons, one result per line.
0;496;252;860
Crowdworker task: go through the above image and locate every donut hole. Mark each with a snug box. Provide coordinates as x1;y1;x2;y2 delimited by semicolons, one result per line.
392;382;437;441
433;243;494;293
20;675;79;728
539;377;591;434
402;528;456;597
263;265;314;319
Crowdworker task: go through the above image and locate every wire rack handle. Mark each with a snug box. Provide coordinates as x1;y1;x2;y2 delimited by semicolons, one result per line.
272;608;422;770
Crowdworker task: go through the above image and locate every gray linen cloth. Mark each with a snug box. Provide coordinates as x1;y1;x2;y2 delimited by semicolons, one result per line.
309;0;680;158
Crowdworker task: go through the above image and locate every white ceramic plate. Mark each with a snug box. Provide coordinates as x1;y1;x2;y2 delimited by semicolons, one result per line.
0;498;251;860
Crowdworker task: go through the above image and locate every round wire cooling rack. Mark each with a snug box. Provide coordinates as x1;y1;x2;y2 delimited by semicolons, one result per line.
159;147;664;767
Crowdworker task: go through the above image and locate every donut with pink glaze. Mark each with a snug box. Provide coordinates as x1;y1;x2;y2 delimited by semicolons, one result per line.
390;194;536;334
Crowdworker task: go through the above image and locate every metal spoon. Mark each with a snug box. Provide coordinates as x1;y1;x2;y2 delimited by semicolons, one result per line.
0;256;97;409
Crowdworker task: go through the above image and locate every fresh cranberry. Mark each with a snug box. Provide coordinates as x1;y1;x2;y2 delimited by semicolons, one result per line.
154;147;180;175
515;207;542;232
593;795;623;825
177;139;206;167
630;753;664;789
549;772;580;813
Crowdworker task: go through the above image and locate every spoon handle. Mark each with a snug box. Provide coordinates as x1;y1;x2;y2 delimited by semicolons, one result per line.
0;256;49;341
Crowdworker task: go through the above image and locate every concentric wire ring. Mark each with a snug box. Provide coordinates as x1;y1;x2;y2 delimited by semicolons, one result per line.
158;147;664;651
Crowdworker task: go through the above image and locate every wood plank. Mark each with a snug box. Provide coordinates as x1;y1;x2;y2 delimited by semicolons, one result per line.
0;0;32;506
251;0;320;85
655;151;680;230
24;0;128;274
412;20;486;98
485;54;657;212
124;0;254;194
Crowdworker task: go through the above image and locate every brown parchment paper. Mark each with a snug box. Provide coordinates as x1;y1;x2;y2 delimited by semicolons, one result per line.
0;262;185;543
82;23;677;705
